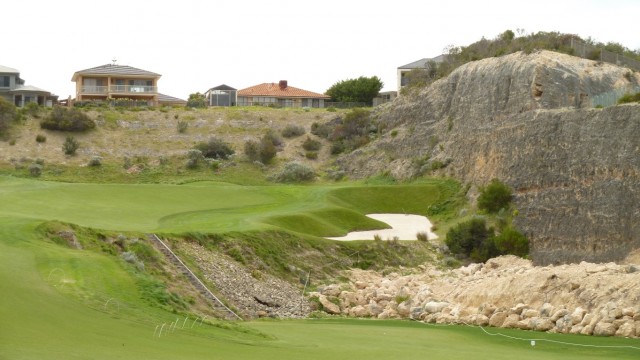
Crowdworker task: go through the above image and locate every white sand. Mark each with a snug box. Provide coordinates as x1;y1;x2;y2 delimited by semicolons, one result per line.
327;214;438;241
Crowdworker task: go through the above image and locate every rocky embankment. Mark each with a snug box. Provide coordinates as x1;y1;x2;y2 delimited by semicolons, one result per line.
312;256;640;338
179;242;311;318
337;50;640;264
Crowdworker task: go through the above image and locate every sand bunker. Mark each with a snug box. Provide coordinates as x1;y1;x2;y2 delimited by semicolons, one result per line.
327;214;438;241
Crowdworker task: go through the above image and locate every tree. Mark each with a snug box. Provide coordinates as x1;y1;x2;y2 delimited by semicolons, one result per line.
186;92;206;108
477;179;512;213
325;76;383;105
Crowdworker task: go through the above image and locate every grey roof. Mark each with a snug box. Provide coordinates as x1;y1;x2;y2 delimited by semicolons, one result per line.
10;85;51;94
0;65;19;73
72;64;161;80
398;54;448;69
207;84;236;91
158;93;186;104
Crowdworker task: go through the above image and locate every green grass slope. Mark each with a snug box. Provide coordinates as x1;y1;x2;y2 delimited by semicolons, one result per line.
1;221;637;360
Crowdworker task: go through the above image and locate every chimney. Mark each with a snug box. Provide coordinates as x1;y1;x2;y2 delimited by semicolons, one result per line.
279;80;287;90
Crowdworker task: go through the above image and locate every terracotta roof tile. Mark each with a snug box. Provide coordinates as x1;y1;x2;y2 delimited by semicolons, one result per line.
238;82;329;99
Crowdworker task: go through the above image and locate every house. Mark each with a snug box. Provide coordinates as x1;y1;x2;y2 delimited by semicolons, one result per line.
237;80;330;108
205;85;237;106
397;54;447;91
0;65;57;107
372;91;398;106
71;63;161;105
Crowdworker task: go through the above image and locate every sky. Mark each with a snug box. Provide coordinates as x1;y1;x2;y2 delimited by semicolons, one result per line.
3;0;639;100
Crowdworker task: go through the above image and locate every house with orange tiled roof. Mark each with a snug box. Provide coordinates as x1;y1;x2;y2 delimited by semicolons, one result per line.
237;80;330;108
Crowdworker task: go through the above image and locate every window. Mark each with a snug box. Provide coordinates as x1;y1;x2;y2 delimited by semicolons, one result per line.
0;76;10;87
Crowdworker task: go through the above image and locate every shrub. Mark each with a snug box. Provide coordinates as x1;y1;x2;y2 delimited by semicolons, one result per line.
302;137;321;151
270;162;315;183
24;102;42;118
477;179;513;213
176;120;188;133
35;134;47;143
244;136;277;164
88;156;102;167
41;106;96;132
310;122;331;138
493;227;529;257
194;137;234;159
0;97;17;136
28;163;42;177
326;107;337;112
390;130;398;137
416;232;429;242
185;149;205;169
62;136;79;155
244;140;260;162
305;151;318;160
34;158;45;166
617;92;640;104
281;124;305;138
263;129;283;147
445;217;498;262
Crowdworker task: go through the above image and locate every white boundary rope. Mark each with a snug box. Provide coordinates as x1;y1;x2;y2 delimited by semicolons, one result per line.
410;318;640;351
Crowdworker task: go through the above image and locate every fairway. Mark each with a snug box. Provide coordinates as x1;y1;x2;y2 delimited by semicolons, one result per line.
0;176;454;236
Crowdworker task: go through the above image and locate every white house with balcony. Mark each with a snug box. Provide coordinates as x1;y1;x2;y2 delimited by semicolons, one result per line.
0;65;57;107
71;63;160;105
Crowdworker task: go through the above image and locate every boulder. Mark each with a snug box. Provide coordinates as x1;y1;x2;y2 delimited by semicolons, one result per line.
593;322;616;337
502;314;520;329
354;281;367;289
510;303;527;315
571;307;587;325
522;309;539;319
318;295;341;315
539;303;555;317
321;284;342;297
475;314;490;326
569;325;583;334
615;322;636;338
489;312;508;327
368;302;383;317
530;317;554;331
350;305;368;317
551;309;569;322
555;315;573;333
424;301;449;314
478;303;497;317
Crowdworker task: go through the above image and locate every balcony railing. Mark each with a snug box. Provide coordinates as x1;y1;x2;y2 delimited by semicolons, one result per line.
110;85;157;94
80;85;157;95
81;86;108;94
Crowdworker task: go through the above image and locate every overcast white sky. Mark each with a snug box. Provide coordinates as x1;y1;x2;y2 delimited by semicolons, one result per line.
4;0;639;99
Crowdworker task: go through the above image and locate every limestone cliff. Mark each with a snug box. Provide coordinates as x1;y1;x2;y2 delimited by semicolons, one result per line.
337;51;640;264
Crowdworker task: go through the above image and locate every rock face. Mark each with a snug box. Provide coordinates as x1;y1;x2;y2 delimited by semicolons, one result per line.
317;255;640;338
337;50;640;264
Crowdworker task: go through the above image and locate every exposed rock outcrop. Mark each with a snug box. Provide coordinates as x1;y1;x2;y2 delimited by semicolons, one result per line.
337;51;640;264
317;256;640;338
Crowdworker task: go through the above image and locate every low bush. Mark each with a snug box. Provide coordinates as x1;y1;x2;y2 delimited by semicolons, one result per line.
176;120;188;133
0;97;18;136
28;163;42;177
41;106;96;132
270;162;315;183
35;134;47;143
185;149;205;169
281;124;305;138
416;232;429;242
88;156;102;167
477;179;512;213
302;137;321;151
244;135;277;164
62;136;79;155
305;151;318;160
618;92;640;104
194;137;234;159
493;226;529;257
